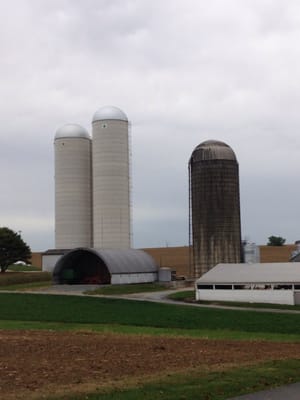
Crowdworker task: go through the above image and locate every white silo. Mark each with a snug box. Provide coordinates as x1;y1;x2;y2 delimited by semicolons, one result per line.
92;106;131;249
54;124;92;249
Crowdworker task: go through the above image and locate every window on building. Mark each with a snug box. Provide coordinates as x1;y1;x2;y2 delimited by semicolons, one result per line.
264;285;272;290
273;284;292;290
294;285;300;290
197;284;213;290
233;284;251;290
252;284;268;290
215;284;232;290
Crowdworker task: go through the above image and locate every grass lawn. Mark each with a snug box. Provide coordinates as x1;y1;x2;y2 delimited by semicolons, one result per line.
0;281;52;291
0;271;51;288
0;293;300;340
168;289;195;301
7;264;41;272
47;359;300;400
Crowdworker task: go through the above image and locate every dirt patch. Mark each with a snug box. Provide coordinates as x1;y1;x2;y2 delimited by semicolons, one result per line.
1;330;300;399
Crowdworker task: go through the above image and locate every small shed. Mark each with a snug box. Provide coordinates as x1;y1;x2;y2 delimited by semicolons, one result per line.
52;248;158;285
195;263;300;305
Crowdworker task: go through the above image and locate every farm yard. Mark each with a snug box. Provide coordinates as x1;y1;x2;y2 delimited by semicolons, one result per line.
0;288;300;399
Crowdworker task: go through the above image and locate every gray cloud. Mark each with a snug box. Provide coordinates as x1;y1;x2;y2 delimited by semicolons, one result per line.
1;0;300;250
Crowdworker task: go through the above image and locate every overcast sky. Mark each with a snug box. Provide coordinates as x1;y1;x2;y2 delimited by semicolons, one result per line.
1;0;300;251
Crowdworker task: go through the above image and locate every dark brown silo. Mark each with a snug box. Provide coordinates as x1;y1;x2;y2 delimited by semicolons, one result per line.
188;140;241;278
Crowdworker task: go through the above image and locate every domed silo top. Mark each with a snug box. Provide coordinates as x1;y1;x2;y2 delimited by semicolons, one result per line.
190;140;237;162
55;124;90;140
92;105;128;122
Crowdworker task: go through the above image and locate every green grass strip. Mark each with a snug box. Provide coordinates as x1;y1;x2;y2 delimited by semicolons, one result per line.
7;264;41;272
0;272;51;286
168;290;195;301
169;290;300;311
85;283;169;295
1;319;299;342
0;293;300;336
0;281;51;291
47;359;300;400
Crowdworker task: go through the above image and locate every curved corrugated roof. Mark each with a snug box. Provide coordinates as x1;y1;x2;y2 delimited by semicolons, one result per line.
93;248;157;274
54;248;157;277
190;140;237;163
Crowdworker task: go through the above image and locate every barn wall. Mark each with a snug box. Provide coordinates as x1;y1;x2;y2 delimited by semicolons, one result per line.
42;254;63;273
196;288;294;305
294;291;300;305
145;245;297;277
30;252;42;268
111;272;157;285
142;246;190;278
260;245;296;262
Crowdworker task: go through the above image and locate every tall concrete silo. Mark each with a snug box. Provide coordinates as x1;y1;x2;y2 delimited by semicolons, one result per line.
54;124;92;249
189;140;241;278
92;106;131;249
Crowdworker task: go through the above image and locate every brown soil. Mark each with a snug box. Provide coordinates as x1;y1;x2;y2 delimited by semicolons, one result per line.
1;330;300;399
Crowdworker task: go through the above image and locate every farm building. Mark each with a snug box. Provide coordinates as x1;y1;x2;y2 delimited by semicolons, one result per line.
52;248;158;285
40;244;298;279
195;263;300;305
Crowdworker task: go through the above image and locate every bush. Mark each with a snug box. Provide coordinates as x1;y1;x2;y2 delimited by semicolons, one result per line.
267;236;286;246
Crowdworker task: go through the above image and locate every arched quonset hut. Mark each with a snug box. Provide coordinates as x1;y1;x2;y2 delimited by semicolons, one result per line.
189;140;242;279
53;248;157;285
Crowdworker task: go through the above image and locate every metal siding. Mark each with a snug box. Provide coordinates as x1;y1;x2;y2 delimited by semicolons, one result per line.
55;137;92;248
92;120;131;249
95;249;157;274
111;273;157;285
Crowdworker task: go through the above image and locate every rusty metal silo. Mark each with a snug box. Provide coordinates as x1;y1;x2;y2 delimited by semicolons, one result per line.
189;140;242;278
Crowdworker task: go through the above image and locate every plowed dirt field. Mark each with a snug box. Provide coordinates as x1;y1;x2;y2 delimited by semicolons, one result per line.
1;330;300;399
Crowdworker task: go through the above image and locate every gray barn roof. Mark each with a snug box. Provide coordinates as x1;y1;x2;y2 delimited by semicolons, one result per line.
92;248;157;274
196;263;300;284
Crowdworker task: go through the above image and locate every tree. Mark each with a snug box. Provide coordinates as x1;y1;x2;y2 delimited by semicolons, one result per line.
0;227;31;273
267;235;286;246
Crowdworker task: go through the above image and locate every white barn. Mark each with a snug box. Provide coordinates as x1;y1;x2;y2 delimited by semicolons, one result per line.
195;263;300;305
